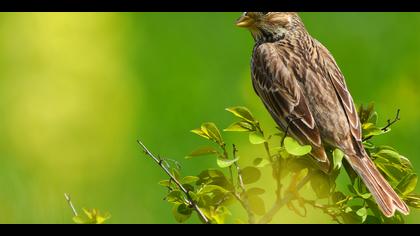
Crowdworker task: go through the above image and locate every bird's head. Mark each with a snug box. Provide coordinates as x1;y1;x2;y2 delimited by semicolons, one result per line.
236;12;303;42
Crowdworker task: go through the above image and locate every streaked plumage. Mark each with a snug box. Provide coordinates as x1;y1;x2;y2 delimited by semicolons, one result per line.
237;12;409;217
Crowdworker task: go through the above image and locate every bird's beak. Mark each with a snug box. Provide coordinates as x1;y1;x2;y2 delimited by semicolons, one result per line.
236;15;255;28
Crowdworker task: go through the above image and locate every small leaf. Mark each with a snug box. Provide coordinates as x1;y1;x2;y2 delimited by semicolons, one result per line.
359;193;372;200
197;169;234;191
201;122;223;144
368;111;378;125
191;128;209;140
341;206;364;224
185;146;218;159
248;195;266;216
332;149;344;170
358;103;375;124
181;176;200;184
172;204;192;223
396;173;418;196
73;208;111;224
284;137;312;156
225;106;256;123
200;184;229;194
166;190;183;204
364;215;382;224
404;194;420;208
72;216;88;224
372;149;401;164
241;167;261;185
224;121;255;132
249;131;266;145
253;158;270;168
216;157;239;168
356;207;368;223
158;179;171;187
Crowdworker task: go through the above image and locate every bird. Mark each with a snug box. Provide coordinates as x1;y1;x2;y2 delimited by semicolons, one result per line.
236;12;409;217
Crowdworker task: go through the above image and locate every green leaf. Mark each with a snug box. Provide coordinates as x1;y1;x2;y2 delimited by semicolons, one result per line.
185;146;218;159
364;216;382;224
249;131;266;144
363;141;375;150
224;121;255;132
241;167;261;185
253;158;270;168
201;122;223;144
358;103;375;125
181;176;200;184
341;206;365;224
72;216;88;224
158;179;171;187
248;195;266;216
205;206;231;224
200;184;229;194
225;106;256;123
356;207;368;223
172;204;192;223
362;123;384;137
368;111;378;125
191;128;209;140
284;137;312;156
404;194;420;208
372;149;401;164
166;190;184;204
332;149;344;170
310;170;331;199
396;173;418;196
73;208;111;224
216;157;239;168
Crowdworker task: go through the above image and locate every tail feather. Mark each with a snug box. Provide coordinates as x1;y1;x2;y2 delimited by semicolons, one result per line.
346;154;409;217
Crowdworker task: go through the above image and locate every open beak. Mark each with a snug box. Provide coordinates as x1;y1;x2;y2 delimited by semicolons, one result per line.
236;15;255;28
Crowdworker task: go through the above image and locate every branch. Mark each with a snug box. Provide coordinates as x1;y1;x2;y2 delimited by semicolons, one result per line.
382;109;401;132
363;109;400;141
258;171;312;224
232;144;256;224
137;140;210;224
64;193;78;217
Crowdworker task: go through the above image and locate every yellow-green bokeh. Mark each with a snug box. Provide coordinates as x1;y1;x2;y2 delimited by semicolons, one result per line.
0;13;418;223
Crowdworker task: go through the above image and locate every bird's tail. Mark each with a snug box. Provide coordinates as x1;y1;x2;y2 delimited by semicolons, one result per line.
346;153;409;217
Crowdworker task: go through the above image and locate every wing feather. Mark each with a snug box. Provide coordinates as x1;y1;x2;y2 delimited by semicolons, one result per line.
316;41;362;142
252;43;328;163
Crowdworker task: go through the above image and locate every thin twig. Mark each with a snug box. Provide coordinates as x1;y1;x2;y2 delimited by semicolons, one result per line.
137;140;210;224
363;109;401;141
301;199;341;224
221;143;235;189
258;171;312;224
382;109;401;132
232;144;256;224
64;193;78;217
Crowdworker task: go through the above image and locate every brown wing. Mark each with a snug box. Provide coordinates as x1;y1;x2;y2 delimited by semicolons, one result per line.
315;41;363;144
252;43;328;164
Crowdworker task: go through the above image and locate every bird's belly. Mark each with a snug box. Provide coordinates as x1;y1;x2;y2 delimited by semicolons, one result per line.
301;75;351;149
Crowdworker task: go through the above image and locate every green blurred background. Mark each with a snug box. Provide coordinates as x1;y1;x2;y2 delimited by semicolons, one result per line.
0;12;419;224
